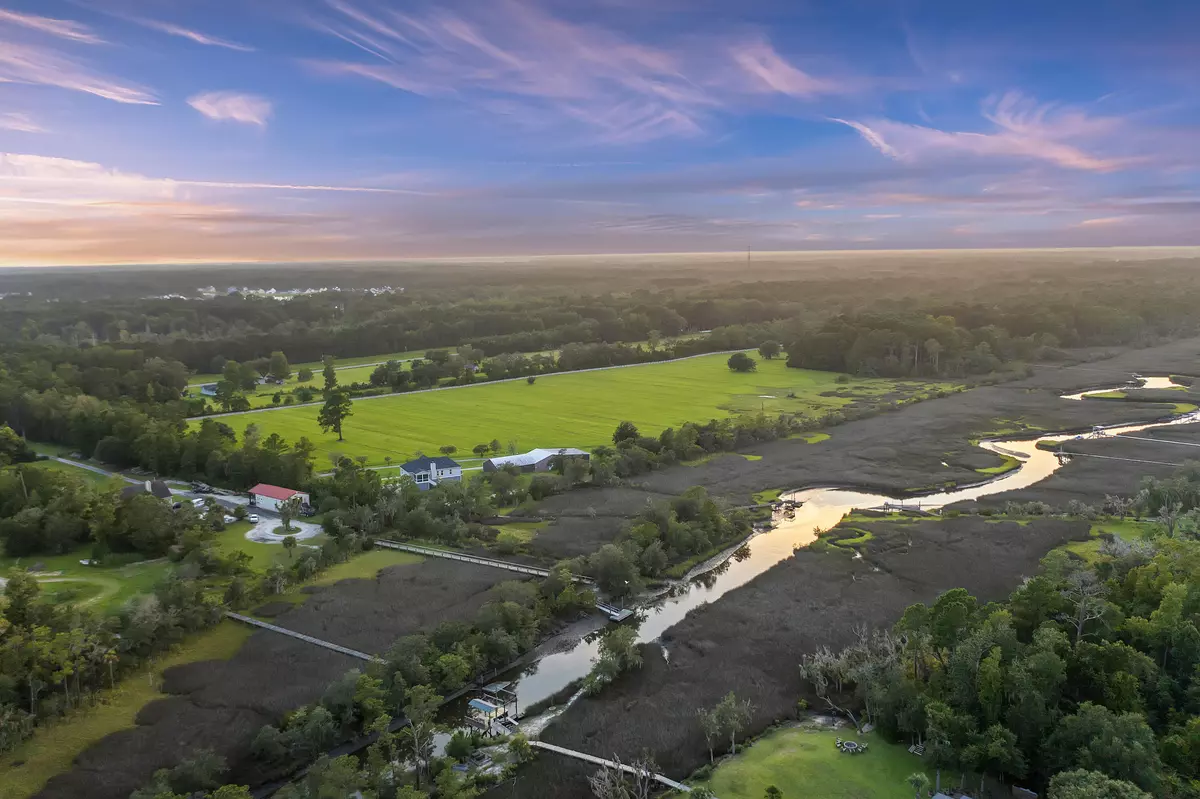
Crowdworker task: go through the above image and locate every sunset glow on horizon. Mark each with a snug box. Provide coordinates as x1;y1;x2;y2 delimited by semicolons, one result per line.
0;0;1197;266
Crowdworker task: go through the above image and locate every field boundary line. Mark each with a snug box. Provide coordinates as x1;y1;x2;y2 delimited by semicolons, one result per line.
199;349;751;420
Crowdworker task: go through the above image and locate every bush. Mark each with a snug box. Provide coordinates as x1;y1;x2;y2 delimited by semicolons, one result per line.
495;531;523;555
727;352;757;372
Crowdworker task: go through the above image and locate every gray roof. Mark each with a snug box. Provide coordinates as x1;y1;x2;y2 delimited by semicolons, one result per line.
120;480;173;500
487;448;589;468
401;455;460;472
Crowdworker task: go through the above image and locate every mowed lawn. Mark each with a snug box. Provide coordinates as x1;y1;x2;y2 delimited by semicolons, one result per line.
0;548;172;613
692;726;929;799
205;354;944;465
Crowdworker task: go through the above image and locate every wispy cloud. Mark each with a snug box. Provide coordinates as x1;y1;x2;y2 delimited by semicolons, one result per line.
1076;216;1129;227
729;38;842;98
188;91;274;126
0;39;156;104
0;152;426;198
130;18;254;52
306;0;847;144
0;112;45;133
0;8;104;44
833;92;1130;172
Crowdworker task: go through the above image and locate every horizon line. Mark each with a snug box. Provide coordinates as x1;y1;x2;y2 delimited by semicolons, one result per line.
1;244;1199;270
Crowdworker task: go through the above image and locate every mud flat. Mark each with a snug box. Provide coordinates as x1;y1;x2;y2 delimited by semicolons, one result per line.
528;337;1200;525
962;420;1200;510
497;517;1089;798
35;560;516;799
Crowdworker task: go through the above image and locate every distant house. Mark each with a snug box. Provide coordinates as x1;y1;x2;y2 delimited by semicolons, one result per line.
120;480;173;501
399;455;462;490
483;448;589;473
248;484;311;512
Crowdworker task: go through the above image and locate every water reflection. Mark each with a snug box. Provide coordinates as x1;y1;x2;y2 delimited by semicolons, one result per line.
509;378;1196;724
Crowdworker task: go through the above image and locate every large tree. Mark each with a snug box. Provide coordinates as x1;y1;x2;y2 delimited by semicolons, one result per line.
321;355;337;394
268;351;291;381
317;391;353;442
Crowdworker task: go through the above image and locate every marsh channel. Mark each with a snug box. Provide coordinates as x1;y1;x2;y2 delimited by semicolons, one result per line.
460;376;1196;734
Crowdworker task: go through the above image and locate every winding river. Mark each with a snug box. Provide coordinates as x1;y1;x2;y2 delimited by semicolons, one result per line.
506;376;1198;725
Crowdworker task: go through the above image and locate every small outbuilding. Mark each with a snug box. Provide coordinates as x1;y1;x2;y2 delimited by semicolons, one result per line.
399;455;462;490
120;480;173;501
483;447;589;473
248;483;311;512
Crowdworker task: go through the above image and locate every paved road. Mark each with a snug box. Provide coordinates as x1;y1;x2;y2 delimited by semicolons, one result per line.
53;457;141;483
199;349;749;420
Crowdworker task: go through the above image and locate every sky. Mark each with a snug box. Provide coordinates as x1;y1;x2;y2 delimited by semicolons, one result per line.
0;0;1197;265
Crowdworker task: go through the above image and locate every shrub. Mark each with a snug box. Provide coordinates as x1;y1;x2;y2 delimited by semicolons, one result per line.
495;531;523;555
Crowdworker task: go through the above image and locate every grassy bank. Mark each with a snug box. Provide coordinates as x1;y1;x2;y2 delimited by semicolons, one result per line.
0;622;252;799
689;725;929;799
200;355;950;465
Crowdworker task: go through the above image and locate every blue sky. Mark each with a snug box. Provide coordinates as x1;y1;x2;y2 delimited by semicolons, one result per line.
0;0;1197;264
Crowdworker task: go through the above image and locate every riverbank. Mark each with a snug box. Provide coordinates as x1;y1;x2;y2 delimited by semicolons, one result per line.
494;516;1090;797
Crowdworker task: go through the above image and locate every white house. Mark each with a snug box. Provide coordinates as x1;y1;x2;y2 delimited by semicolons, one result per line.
399;455;462;490
248;484;311;512
483;447;589;473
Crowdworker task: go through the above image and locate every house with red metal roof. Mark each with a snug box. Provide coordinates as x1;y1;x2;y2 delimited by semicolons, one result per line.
248;483;311;513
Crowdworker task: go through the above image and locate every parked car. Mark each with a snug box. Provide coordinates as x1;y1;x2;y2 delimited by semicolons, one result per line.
223;515;236;524
300;503;316;517
248;514;259;523
191;497;207;508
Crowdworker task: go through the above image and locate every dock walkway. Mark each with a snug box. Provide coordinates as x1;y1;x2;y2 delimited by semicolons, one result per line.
225;612;383;663
529;741;696;792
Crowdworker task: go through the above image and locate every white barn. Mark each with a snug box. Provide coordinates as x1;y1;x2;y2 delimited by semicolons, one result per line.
483;447;590;473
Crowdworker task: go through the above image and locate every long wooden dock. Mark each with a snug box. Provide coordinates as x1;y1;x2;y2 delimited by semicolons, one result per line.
225;612;383;663
529;741;697;792
374;541;632;621
374;539;596;583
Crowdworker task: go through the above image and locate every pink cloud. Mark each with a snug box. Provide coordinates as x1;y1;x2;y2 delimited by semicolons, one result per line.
833;92;1131;172
188;91;274;126
307;1;847;144
730;38;841;98
0;9;104;44
0;112;45;133
1077;216;1130;227
132;18;254;52
0;39;156;104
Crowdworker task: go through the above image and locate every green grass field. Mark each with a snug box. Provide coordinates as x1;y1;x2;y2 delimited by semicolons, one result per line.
0;549;172;613
212;521;334;571
690;725;930;799
25;459;127;491
0;621;252;799
1061;518;1158;562
204;355;947;465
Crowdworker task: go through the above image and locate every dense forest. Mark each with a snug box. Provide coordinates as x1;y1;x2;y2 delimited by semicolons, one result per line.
797;469;1200;799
